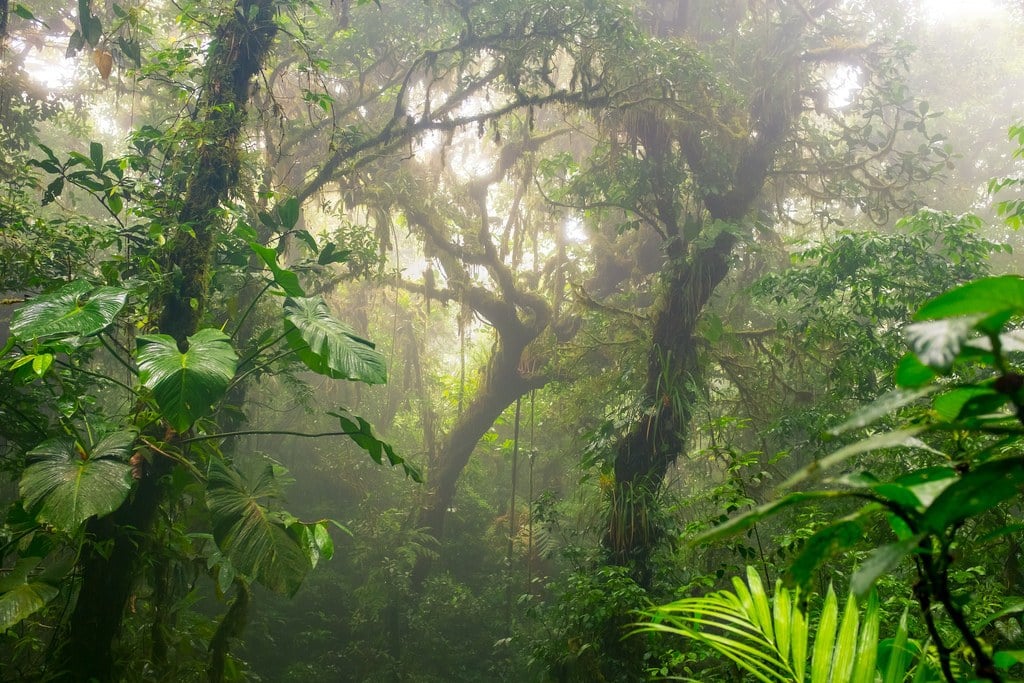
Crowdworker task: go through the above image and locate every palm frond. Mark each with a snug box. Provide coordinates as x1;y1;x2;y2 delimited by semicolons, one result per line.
632;566;932;682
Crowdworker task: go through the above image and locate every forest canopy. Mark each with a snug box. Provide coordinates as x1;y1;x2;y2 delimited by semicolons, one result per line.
2;0;1024;681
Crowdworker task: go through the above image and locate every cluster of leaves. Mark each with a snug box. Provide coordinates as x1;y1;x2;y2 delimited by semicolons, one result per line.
0;128;416;679
695;275;1024;682
636;566;932;683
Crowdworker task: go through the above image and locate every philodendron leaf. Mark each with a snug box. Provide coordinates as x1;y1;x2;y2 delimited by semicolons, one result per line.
19;431;136;533
11;280;127;341
137;328;238;432
206;459;309;597
283;296;386;384
0;557;60;631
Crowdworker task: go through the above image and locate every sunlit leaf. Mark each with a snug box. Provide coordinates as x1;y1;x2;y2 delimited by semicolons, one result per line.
19;431;136;533
851;591;880;683
904;317;979;370
784;428;934;489
284;296;386;384
915;275;1024;321
832;591;859;683
137;328;238;432
11;280;127;341
932;387;1006;422
811;585;838;683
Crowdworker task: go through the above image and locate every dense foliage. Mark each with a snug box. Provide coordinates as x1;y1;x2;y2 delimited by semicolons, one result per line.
1;0;1024;681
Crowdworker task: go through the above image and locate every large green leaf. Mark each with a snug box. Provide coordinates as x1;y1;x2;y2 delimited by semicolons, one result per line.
137;328;238;432
249;241;305;297
915;276;1024;321
0;558;60;632
19;431;136;533
10;280;127;341
784;428;935;489
922;457;1024;534
283;296;386;384
205;459;310;596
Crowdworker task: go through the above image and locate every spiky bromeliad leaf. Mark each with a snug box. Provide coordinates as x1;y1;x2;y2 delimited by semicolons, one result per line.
19;431;136;533
283;296;386;384
10;280;127;341
137;328;238;432
632;568;895;683
205;458;309;597
0;557;60;632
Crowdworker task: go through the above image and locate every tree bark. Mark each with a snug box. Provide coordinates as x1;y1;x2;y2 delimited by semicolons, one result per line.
58;1;278;678
605;8;806;586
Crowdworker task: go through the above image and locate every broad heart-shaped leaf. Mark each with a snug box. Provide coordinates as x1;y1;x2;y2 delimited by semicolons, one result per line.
283;296;386;384
19;431;136;533
0;557;60;631
915;275;1024;321
11;280;127;341
205;459;309;597
137;328;238;432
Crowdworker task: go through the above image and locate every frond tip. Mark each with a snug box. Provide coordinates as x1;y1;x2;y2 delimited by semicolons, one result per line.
629;566;920;683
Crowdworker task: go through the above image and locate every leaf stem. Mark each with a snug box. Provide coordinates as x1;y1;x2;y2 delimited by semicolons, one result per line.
180;429;357;444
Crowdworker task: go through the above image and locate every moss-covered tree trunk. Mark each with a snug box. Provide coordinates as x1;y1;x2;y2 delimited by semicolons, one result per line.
59;1;278;679
605;11;806;587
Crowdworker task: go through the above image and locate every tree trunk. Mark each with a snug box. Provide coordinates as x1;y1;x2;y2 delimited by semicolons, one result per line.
411;330;546;586
605;16;802;584
58;1;278;678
